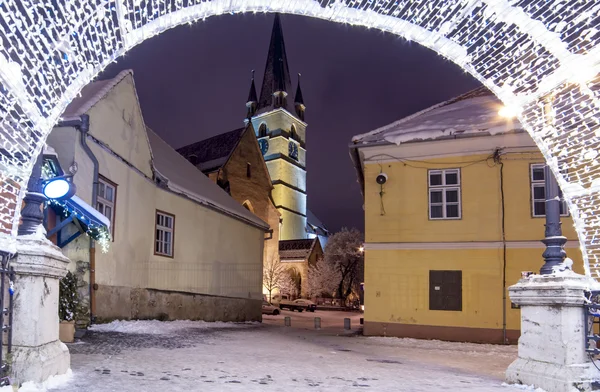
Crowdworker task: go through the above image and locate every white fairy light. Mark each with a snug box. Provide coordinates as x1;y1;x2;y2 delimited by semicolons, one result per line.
0;0;598;275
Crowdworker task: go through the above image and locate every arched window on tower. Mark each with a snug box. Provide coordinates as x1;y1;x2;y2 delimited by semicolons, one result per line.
242;200;254;213
258;123;268;138
290;125;298;142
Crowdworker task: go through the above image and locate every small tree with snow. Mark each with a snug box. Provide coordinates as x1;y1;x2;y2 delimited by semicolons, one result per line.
59;271;79;322
263;255;285;303
306;258;340;298
278;270;300;298
323;227;364;304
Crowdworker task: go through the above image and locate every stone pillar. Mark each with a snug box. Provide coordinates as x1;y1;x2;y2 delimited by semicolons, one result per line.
10;236;70;385
506;272;600;392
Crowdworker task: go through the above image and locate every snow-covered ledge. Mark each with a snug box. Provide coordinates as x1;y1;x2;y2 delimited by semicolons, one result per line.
506;272;600;392
10;234;71;385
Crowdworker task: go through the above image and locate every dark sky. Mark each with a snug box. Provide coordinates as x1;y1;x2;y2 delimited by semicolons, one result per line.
101;13;480;233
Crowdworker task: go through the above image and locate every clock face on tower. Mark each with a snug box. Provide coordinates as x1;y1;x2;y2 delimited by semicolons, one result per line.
288;141;298;160
259;139;269;155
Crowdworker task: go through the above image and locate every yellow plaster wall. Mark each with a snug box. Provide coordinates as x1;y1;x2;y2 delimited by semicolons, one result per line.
362;148;583;335
364;247;583;332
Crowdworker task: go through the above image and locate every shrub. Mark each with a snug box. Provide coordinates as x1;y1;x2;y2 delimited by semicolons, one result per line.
59;271;79;322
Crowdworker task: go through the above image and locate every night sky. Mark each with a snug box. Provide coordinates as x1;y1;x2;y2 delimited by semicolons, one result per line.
100;13;481;233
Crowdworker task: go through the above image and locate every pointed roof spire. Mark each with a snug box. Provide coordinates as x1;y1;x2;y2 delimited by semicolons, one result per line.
257;13;293;112
294;73;304;105
247;70;258;103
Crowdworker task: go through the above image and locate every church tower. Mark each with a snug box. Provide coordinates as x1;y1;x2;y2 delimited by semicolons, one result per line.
246;14;307;241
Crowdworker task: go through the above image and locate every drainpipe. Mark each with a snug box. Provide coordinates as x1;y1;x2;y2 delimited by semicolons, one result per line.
493;149;508;344
57;114;98;325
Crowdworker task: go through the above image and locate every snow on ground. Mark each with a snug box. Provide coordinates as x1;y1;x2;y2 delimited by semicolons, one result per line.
17;370;73;392
43;314;540;391
90;319;255;335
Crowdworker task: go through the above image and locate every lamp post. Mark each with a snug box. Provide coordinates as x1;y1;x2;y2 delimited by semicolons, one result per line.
18;153;46;236
539;165;567;275
18;150;77;236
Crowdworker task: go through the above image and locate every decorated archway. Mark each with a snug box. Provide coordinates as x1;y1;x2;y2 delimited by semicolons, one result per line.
0;0;599;274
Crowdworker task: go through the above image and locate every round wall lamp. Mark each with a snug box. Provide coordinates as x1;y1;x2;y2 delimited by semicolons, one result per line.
42;175;77;200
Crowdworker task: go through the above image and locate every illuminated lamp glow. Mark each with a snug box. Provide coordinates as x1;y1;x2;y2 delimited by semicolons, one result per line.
498;106;518;119
43;178;77;200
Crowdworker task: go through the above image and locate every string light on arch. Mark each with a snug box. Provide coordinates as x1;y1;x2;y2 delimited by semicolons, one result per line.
0;0;598;275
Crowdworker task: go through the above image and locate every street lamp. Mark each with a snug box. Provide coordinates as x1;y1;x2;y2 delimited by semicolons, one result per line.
42;175;77;200
18;152;77;236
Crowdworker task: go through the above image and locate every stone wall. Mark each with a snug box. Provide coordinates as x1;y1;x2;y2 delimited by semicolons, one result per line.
95;284;261;322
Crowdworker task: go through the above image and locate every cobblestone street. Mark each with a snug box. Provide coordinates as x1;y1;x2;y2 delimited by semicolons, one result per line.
42;316;531;392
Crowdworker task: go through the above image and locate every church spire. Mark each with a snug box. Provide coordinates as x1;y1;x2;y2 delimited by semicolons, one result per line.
294;73;305;121
246;70;258;119
257;13;293;113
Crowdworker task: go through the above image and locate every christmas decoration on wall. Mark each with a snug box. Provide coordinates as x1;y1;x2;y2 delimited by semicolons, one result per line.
0;0;598;274
47;199;111;253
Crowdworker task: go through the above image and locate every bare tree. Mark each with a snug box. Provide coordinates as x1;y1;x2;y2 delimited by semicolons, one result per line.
323;227;364;304
306;258;340;298
263;255;285;303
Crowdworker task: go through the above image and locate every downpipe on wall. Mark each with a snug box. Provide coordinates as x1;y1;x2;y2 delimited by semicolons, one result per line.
493;148;508;344
57;114;98;325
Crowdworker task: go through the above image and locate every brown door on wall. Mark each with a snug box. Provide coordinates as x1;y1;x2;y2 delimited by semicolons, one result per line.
429;270;462;311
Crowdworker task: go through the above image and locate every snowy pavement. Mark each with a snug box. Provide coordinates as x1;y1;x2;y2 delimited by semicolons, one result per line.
37;314;537;392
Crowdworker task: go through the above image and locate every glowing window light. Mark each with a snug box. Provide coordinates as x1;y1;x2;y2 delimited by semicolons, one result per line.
0;0;597;277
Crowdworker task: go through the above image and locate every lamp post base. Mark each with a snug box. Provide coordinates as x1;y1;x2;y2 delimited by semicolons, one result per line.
10;236;71;385
506;272;600;392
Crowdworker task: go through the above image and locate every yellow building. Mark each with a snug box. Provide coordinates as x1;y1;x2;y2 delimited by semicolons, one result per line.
350;87;583;344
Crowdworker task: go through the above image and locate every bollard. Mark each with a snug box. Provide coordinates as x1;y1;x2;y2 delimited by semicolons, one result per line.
314;317;321;330
284;316;291;327
344;318;351;330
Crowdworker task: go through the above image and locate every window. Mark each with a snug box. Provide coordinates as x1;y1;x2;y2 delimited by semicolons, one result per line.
97;176;116;235
258;123;268;138
530;164;568;217
428;169;461;219
429;270;462;311
291;124;298;142
155;210;175;257
247;162;252;178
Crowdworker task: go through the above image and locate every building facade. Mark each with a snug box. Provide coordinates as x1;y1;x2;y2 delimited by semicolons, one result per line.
177;125;281;269
350;87;584;343
278;238;323;298
46;70;268;326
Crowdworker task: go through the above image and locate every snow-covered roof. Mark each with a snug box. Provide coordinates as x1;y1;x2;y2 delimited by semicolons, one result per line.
352;87;523;146
146;128;269;231
61;70;133;120
306;209;329;237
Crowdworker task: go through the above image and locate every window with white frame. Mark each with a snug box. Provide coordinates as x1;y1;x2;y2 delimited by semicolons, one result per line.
97;176;116;232
428;169;461;220
530;164;568;217
155;211;175;257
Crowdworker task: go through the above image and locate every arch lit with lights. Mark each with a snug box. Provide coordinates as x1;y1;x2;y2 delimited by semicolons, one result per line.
0;0;599;275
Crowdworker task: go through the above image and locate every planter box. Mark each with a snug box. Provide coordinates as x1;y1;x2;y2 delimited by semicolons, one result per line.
59;321;75;343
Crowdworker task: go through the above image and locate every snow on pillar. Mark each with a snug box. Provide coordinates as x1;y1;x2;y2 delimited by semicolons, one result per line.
506;272;600;392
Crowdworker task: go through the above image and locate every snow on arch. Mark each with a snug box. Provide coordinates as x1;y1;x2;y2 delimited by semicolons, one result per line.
0;0;599;274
